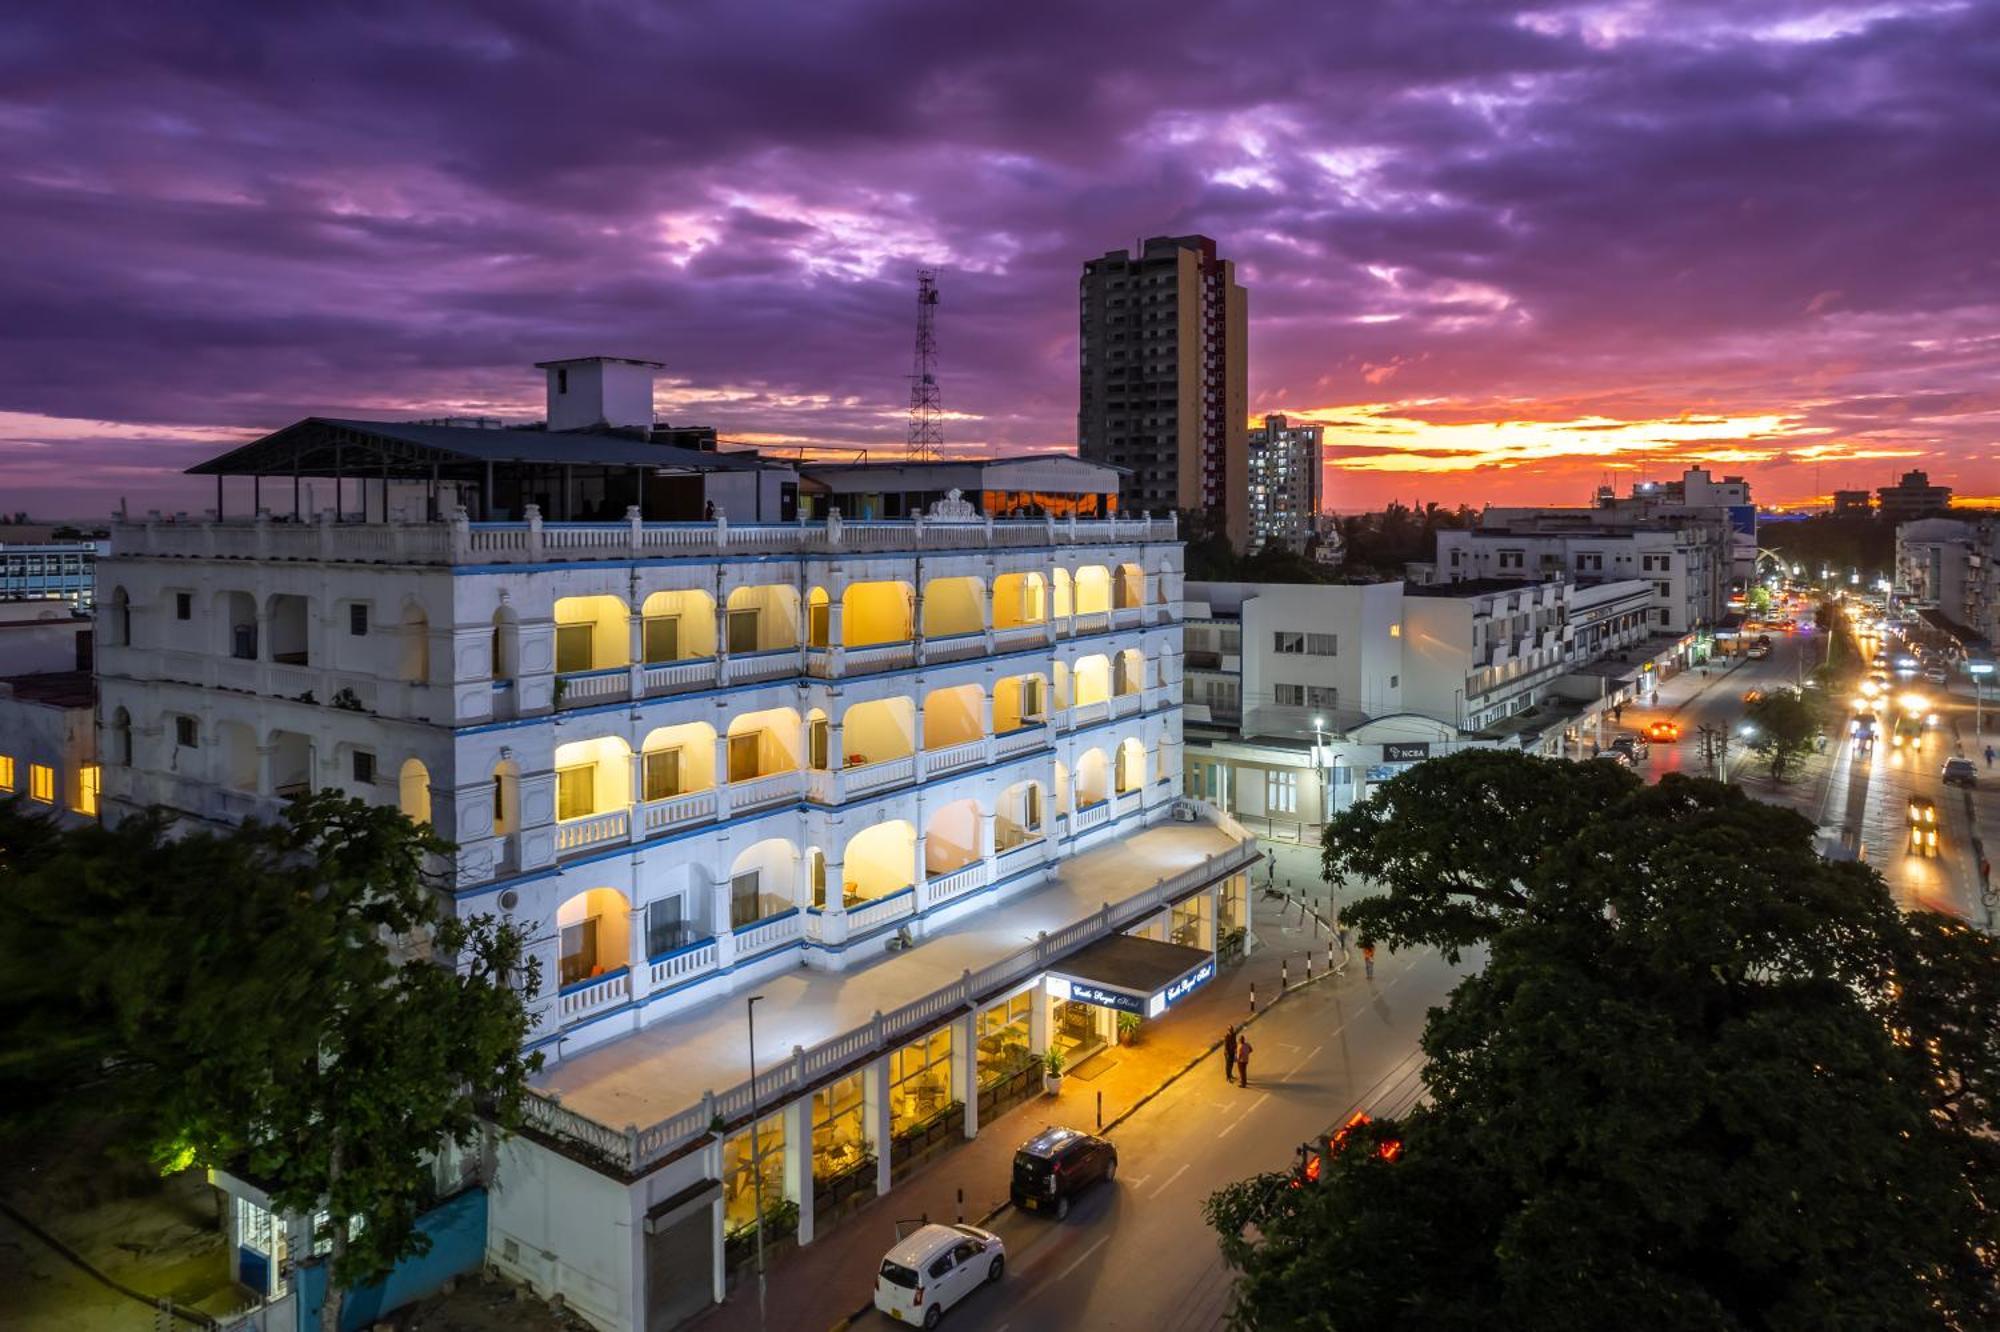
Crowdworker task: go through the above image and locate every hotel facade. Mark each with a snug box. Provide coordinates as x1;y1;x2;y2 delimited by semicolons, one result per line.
93;360;1253;1330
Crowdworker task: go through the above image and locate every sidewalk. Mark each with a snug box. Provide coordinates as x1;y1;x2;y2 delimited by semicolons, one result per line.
695;906;1352;1332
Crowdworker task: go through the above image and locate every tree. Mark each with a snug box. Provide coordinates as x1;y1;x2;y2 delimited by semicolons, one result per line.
1321;749;1639;961
1743;685;1821;781
1217;759;2000;1328
0;794;542;1330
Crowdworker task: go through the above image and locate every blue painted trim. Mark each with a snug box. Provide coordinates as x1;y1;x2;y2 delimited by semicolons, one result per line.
558;664;627;681
451;705;1178;901
732;905;801;936
453;623;1174;737
558;964;630;996
646;935;718;966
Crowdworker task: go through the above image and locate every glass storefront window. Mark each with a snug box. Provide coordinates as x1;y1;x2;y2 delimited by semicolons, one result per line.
976;993;1034;1087
722;1111;786;1234
889;1028;953;1135
812;1073;868;1181
1170;892;1214;951
1220;873;1247;933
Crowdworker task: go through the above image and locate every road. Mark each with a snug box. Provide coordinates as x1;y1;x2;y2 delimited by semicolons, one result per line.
1619;612;1990;924
854;945;1473;1332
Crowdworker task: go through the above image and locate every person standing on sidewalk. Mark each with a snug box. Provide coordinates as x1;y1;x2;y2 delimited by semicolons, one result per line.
1223;1025;1239;1084
1985;745;1994;769
1363;943;1376;980
1235;1034;1253;1088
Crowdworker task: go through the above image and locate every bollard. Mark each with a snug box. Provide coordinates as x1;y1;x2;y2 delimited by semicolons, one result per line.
1328;940;1335;973
1096;1090;1103;1129
957;1188;964;1224
1305;952;1313;982
1249;980;1257;1013
1282;958;1289;990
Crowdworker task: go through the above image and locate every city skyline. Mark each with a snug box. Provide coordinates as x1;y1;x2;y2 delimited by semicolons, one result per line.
3;1;1998;517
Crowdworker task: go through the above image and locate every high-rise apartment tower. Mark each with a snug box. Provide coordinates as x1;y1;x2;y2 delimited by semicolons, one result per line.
1079;235;1248;548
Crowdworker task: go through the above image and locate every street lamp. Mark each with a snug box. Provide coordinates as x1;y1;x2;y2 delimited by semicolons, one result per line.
746;994;768;1327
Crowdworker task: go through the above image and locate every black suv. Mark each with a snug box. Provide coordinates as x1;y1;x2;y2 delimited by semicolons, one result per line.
1010;1126;1117;1219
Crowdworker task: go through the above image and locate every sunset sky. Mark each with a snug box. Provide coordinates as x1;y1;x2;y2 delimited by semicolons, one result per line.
2;0;1997;518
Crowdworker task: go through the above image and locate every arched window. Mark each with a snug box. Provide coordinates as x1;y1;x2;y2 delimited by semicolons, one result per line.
398;758;432;825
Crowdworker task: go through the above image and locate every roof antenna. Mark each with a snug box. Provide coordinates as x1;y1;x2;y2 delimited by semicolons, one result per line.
907;269;942;462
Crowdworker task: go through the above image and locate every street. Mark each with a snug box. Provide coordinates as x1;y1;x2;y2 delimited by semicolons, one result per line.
1619;612;1994;926
850;945;1473;1332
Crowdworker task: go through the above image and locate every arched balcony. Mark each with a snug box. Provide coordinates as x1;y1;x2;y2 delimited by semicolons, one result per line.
924;799;982;876
727;838;800;931
726;584;802;682
921;575;985;662
553;735;633;853
994;780;1046;854
921;684;986;777
726;707;803;812
398;758;432;825
637;721;718;835
1072;566;1112;622
840;820;915;907
992;572;1047;648
839;697;917;796
554;887;633;1020
1074;747;1110;811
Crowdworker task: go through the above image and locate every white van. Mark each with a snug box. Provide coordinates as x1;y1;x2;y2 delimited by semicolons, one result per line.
874;1222;1006;1326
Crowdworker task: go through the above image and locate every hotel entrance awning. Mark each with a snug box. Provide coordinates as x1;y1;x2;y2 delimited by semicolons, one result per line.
1046;934;1216;1018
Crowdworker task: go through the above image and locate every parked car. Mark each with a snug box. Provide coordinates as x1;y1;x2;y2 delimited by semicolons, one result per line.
1646;720;1681;742
1908;796;1939;856
1925;666;1950;685
1010;1125;1118;1219
875;1223;1005;1327
1943;757;1979;789
1610;734;1649;762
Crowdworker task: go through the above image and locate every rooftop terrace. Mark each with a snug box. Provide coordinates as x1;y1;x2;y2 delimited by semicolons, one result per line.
525;813;1253;1176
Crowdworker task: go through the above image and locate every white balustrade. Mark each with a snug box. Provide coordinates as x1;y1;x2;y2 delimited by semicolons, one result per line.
1072;799;1111;831
648;938;719;988
1070;699;1110;726
557;669;628;706
729;769;804;812
728;649;797;683
845;889;916;934
1110;691;1142;718
1110;606;1143;629
994;724;1049;758
641;658;717;694
841;641;915;673
555;808;628;854
992;623;1047;651
1074;611;1110;633
923;632;985;663
843;754;915;796
557;967;631;1021
213;658;260;692
921;861;988;910
921;738;986;778
640;788;718;835
733;909;803;956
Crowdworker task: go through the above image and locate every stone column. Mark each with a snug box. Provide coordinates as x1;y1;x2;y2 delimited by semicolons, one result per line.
783;1093;814;1246
954;1009;980;1140
867;1049;894;1198
626;902;651;1002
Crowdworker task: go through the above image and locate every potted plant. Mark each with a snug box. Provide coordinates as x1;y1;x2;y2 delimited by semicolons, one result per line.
1041;1047;1066;1095
1117;1012;1141;1046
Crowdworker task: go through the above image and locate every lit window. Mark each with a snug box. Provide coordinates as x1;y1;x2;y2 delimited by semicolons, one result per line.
0;755;12;791
556;765;595;820
30;763;55;804
1389;624;1401;638
76;763;100;817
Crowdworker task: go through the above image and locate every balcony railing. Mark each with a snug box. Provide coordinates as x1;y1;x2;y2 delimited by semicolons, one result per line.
639;788;718;836
649;937;719;989
842;754;916;798
556;667;628;707
845;888;917;934
920;861;988;910
642;658;717;694
111;510;1180;566
733;908;803;956
921;738;987;778
555;808;628;854
557;967;630;1022
993;723;1050;758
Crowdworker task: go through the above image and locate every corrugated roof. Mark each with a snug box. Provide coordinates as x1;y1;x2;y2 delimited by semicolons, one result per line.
189;418;786;475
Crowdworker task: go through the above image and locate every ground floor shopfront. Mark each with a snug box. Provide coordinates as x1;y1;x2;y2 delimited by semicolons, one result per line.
487;866;1252;1332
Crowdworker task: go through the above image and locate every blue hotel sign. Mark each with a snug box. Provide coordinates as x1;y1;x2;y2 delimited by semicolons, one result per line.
1067;981;1146;1014
1158;959;1215;1011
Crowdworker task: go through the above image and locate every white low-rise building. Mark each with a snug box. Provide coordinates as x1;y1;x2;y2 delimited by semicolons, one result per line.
95;358;1251;1330
1182;577;1656;843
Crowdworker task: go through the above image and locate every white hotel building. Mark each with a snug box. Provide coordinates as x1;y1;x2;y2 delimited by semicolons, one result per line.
94;360;1253;1330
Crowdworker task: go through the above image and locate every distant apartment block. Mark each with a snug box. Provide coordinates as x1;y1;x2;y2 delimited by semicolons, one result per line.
1078;235;1249;547
1877;469;1953;522
1246;413;1323;554
0;539;107;608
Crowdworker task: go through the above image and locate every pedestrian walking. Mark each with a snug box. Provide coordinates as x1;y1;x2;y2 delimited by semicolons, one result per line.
1235;1035;1253;1088
1362;943;1376;980
1223;1025;1239;1084
1985;745;1994;769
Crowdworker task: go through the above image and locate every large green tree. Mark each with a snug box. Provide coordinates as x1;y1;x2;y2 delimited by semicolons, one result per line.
1743;686;1823;782
0;793;542;1330
1221;755;1999;1328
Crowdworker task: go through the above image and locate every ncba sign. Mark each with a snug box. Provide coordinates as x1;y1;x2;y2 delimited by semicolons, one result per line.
1382;742;1431;763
